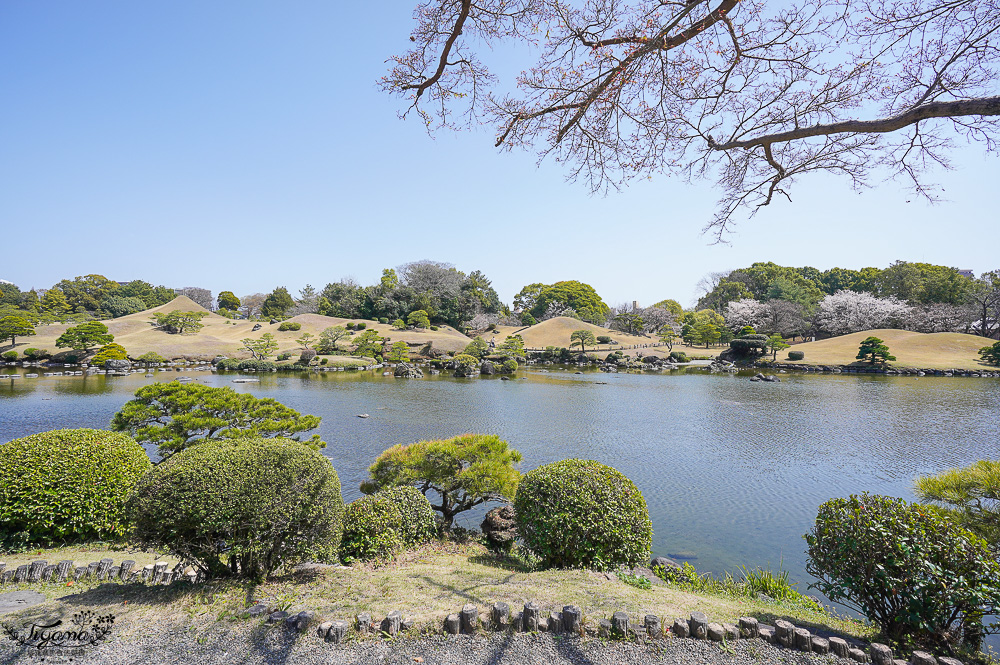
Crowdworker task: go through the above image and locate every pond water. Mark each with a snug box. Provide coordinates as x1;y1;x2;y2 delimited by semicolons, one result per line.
2;366;999;606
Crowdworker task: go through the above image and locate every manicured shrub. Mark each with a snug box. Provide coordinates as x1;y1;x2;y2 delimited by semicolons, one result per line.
520;313;537;326
0;429;150;544
378;317;389;324
597;335;612;344
277;352;292;361
320;357;328;365
299;349;317;364
806;493;1000;651
977;340;1000;366
1;350;18;361
137;351;166;363
340;486;437;562
23;348;50;360
787;350;805;360
345;322;355;330
277;321;301;332
515;459;652;570
237;359;276;371
128;438;344;579
668;351;689;362
355;322;367;330
429;325;439;331
393;319;406;330
501;358;518;373
91;343;128;366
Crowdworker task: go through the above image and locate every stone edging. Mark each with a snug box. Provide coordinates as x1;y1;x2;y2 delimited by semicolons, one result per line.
252;599;965;665
0;560;968;664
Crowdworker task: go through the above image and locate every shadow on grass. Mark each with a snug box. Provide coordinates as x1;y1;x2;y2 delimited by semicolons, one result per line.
749;609;871;645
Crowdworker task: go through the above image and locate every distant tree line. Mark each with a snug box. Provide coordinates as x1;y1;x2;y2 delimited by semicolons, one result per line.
698;262;999;340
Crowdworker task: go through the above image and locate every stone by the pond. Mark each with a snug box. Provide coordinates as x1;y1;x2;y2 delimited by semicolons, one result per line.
649;556;680;571
0;590;46;614
810;636;830;654
491;602;510;630
671;618;689;638
870;643;893;665
556;605;578;634
774;619;795;647
910;651;937;665
829;636;850;657
688;612;708;639
738;616;758;638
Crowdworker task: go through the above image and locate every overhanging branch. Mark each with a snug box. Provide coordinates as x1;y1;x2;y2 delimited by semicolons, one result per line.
708;96;1000;151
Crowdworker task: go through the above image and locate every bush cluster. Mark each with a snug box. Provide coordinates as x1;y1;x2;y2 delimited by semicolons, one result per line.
514;459;652;570
806;493;1000;651
278;321;301;332
216;358;277;371
669;350;690;363
0;429;150;545
23;348;50;360
91;343;128;366
429;325;439;331
340;486;437;562
128;438;343;579
597;335;612;344
137;351;166;363
355;322;367;330
787;350;805;360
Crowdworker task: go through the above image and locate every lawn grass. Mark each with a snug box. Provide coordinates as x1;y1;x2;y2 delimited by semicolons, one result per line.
782;329;994;370
1;541;873;644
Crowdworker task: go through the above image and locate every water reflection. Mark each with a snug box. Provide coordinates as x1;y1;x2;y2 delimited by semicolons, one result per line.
1;366;998;600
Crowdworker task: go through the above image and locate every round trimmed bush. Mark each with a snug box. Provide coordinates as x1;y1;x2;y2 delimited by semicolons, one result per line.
806;493;1000;650
278;321;301;332
502;358;518;373
127;438;343;579
787;350;805;360
515;459;652;570
0;429;150;544
340;486;436;562
91;343;128;366
1;350;17;361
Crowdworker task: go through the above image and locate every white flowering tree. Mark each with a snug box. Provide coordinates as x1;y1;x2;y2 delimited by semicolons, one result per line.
818;291;912;336
725;299;771;333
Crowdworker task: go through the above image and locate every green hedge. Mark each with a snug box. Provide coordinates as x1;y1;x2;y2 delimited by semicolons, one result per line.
340;486;437;563
0;429;150;545
806;493;1000;650
127;438;343;579
788;350;805;360
278;322;301;331
514;459;652;570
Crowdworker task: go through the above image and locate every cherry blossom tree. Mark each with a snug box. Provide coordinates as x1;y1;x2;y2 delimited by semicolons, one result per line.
385;0;999;237
817;290;912;335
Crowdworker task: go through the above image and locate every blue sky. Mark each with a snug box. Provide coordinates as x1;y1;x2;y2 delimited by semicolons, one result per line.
2;1;997;308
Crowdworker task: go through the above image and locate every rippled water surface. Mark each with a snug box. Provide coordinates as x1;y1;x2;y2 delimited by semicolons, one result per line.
2;366;999;595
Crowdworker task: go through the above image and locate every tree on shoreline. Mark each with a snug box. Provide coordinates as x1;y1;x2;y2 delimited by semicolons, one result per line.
0;315;35;346
384;0;1000;237
856;336;896;365
569;329;596;354
361;434;522;530
111;381;323;458
56;321;113;352
242;333;278;360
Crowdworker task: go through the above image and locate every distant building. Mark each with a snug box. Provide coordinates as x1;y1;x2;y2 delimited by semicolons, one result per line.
958;269;975;279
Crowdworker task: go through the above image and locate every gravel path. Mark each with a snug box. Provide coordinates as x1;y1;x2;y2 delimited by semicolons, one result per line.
0;622;858;665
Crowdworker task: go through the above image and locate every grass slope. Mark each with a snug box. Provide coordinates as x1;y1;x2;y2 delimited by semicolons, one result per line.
1;541;871;644
491;317;714;358
785;329;993;370
15;297;476;360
